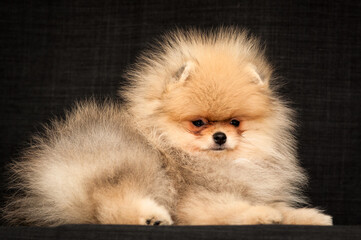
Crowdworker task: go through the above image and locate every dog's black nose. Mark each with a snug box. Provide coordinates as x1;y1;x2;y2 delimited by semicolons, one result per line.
213;132;227;145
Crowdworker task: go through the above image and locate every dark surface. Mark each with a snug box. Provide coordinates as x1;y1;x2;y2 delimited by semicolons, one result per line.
0;0;360;230
1;225;361;240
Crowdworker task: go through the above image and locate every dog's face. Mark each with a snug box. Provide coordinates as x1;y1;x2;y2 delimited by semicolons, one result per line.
158;52;273;159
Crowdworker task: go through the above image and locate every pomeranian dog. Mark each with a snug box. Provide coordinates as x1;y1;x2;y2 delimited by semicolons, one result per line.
3;27;332;226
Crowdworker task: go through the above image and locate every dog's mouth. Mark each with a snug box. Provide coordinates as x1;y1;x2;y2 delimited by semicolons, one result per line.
200;144;233;152
210;146;227;151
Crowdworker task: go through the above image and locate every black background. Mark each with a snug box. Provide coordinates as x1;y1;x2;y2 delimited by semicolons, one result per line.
0;0;360;226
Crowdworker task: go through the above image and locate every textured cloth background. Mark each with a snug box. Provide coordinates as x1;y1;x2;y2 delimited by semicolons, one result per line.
1;225;361;240
0;0;360;227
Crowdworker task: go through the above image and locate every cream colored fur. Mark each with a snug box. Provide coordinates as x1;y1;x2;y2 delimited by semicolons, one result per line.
3;27;332;226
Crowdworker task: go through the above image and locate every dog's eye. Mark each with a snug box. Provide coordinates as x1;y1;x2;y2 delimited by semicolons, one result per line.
192;120;205;127
230;119;240;127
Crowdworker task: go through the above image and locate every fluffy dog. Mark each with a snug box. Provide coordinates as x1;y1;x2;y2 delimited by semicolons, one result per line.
3;28;332;226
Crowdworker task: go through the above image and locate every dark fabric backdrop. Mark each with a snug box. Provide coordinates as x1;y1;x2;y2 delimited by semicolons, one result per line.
1;225;361;240
0;0;360;226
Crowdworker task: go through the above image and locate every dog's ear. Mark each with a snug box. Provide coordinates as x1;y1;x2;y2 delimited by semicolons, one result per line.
248;63;269;85
172;61;195;83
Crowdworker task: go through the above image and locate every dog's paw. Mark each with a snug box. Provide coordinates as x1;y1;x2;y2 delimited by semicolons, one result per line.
280;207;333;225
144;216;171;226
309;211;333;225
94;191;173;225
236;205;283;224
138;198;173;226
